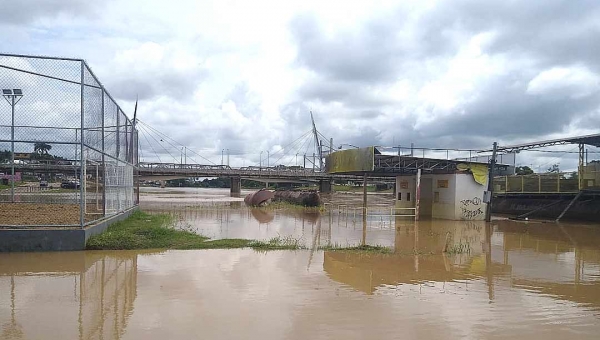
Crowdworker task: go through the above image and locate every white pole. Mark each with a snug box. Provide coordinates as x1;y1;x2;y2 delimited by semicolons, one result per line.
415;169;421;221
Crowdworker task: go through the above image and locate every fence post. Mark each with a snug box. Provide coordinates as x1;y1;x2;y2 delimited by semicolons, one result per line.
521;175;524;193
79;61;85;228
101;90;106;218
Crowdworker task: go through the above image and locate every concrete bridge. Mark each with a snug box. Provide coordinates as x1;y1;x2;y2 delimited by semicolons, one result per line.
0;162;391;195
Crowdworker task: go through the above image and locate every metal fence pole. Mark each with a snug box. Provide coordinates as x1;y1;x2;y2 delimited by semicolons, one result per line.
101;90;106;217
10;95;15;203
79;61;85;227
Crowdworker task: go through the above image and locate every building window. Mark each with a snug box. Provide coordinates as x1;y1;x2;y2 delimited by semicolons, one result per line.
434;191;440;203
437;179;449;188
397;192;402;201
407;193;411;202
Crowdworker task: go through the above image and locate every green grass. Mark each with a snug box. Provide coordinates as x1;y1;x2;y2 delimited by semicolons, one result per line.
318;243;394;254
0;184;9;190
250;236;306;250
259;201;325;212
86;211;209;250
444;242;472;254
86;211;306;251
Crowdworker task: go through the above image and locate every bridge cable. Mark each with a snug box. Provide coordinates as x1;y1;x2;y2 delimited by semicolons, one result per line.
283;133;312;166
269;131;314;167
137;120;217;165
252;129;312;166
137;123;179;163
137;124;163;163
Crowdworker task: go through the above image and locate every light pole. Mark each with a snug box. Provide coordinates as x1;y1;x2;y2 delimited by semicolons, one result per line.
221;149;224;165
2;89;23;203
267;151;270;168
296;153;298;166
227;149;230;167
260;151;263;170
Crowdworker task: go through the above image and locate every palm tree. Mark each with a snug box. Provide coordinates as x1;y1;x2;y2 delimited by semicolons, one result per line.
33;142;52;155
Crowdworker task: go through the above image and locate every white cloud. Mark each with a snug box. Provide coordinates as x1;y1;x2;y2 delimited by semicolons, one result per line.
1;0;600;169
527;66;600;98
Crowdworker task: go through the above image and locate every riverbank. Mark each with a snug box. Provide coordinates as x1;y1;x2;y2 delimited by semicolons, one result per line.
86;211;392;252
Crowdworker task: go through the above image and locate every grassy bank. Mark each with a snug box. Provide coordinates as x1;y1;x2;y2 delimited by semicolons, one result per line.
86;211;404;253
86;211;306;251
0;184;9;191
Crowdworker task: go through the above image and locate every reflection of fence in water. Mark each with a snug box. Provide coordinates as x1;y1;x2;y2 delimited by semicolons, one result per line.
80;255;137;340
0;253;137;340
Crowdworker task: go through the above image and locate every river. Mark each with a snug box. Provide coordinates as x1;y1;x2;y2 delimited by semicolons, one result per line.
1;187;600;339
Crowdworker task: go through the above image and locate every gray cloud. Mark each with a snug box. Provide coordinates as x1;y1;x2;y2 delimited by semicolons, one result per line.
108;68;207;102
0;0;105;25
288;0;600;157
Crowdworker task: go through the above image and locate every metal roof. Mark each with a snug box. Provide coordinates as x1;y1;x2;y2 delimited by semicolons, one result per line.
493;133;600;153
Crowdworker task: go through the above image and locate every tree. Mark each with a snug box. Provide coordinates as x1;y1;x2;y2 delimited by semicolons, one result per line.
546;164;560;173
0;149;10;163
515;166;534;175
33;142;52;155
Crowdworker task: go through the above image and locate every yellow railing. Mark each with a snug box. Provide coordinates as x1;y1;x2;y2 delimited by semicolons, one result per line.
494;173;580;194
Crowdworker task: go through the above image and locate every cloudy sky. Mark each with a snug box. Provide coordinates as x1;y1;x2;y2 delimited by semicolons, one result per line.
1;0;599;170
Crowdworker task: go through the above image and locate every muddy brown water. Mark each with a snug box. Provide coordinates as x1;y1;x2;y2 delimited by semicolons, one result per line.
1;187;600;339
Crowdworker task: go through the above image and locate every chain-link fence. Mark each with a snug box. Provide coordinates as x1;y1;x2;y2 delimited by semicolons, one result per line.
0;53;138;227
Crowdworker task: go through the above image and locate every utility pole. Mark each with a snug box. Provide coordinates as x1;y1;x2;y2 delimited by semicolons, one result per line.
227;149;230;166
303;154;306;169
267;151;270;168
485;142;498;222
221;149;224;165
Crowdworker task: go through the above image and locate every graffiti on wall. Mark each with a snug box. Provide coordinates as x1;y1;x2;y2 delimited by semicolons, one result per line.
460;197;483;220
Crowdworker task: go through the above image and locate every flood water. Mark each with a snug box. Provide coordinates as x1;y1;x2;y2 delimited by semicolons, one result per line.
1;187;600;339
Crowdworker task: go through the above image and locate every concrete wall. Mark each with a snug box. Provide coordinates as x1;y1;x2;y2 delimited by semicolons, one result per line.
454;174;487;221
431;174;457;219
395;176;416;215
395;173;488;220
0;207;137;252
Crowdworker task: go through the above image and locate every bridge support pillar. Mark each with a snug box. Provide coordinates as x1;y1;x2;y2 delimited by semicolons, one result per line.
230;177;241;196
319;180;333;193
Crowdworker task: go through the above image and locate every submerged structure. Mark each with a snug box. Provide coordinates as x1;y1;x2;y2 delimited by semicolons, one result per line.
326;146;500;221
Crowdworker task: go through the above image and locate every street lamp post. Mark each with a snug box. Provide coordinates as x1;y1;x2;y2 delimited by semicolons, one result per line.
267;151;270;168
260;151;263;170
2;89;23;203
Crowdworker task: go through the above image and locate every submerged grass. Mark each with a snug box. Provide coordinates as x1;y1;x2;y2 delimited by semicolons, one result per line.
258;201;325;212
88;211;439;255
86;211;210;250
318;243;394;254
86;211;305;251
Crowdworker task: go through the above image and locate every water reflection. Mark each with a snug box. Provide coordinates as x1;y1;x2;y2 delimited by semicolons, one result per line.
0;252;138;340
323;219;600;313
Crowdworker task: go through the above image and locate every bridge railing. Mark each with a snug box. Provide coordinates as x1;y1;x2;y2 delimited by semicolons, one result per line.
493;173;579;194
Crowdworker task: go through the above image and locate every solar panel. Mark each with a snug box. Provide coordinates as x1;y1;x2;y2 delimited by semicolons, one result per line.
12;89;22;95
2;89;12;95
